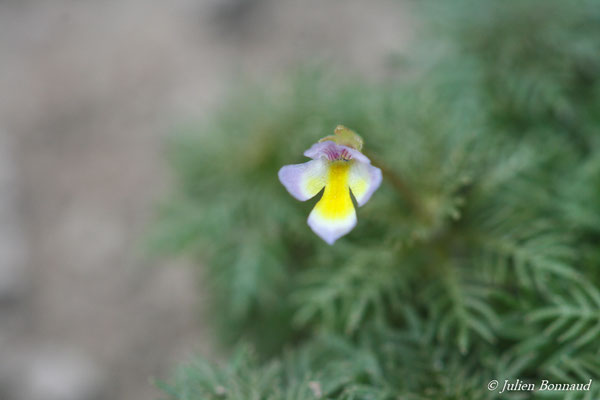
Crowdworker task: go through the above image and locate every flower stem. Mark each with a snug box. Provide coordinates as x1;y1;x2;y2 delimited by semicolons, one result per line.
364;150;425;218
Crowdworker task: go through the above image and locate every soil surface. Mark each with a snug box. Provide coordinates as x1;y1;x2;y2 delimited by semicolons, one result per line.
0;1;411;399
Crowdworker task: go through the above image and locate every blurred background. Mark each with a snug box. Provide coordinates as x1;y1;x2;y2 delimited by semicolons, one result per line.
0;1;412;399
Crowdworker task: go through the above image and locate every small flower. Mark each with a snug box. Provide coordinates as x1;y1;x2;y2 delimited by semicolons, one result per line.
278;126;382;244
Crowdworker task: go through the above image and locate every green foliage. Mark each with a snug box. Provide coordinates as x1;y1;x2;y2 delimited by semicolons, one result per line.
151;0;600;398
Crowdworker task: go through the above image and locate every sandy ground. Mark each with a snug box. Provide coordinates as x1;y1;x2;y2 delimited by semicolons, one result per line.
0;1;411;399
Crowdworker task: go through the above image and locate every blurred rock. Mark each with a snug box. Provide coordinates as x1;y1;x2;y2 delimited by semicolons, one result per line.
11;348;108;400
212;0;264;28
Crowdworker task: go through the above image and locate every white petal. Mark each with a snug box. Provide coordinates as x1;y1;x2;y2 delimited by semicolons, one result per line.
308;208;357;245
278;159;327;201
348;162;382;206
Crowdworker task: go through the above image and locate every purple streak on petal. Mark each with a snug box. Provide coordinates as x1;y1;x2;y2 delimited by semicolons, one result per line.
303;141;338;160
303;141;371;163
344;147;370;164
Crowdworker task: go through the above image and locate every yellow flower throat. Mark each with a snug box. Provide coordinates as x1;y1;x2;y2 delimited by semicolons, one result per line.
314;161;354;219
